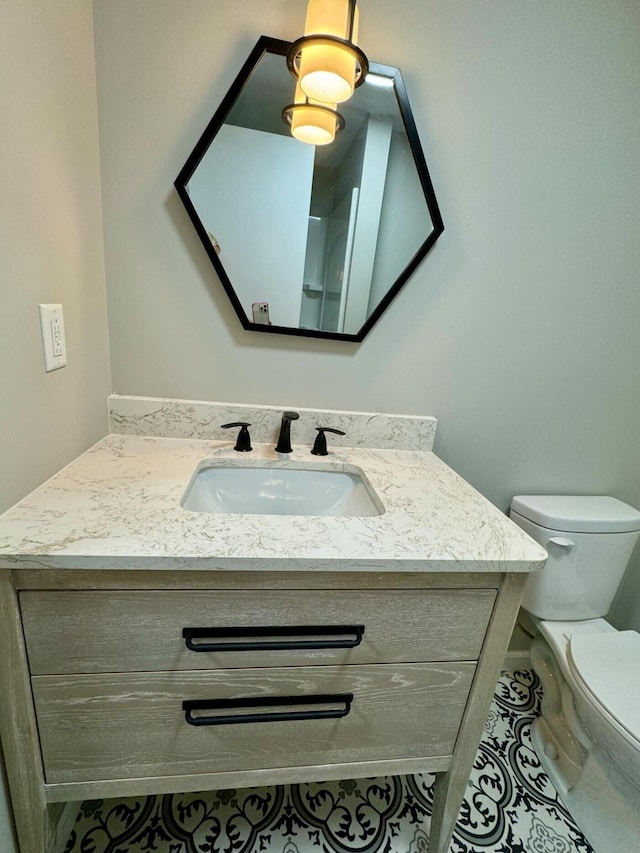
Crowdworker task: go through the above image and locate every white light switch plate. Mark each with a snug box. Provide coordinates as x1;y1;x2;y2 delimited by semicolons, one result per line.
38;303;67;371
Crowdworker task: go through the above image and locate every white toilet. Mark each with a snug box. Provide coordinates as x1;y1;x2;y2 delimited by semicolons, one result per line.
510;495;640;853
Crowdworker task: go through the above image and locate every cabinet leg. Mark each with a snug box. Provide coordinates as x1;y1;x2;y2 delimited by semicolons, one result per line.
428;770;461;853
428;573;528;853
0;572;49;852
47;802;81;853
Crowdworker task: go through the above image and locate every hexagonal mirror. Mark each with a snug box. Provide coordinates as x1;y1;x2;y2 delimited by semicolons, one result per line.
175;36;443;342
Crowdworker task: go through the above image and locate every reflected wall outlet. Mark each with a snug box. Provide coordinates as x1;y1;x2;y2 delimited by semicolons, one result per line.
38;304;67;372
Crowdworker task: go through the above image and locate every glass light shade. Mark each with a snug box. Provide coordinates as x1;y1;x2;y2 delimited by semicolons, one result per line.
291;107;336;145
299;0;359;103
290;83;339;145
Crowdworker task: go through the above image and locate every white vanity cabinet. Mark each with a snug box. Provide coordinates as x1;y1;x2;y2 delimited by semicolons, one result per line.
0;567;526;853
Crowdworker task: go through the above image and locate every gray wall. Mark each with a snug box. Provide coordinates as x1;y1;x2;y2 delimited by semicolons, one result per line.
0;0;111;516
93;0;640;627
0;3;111;846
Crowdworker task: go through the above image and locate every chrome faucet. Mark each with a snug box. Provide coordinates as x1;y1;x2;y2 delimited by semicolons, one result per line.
275;411;300;454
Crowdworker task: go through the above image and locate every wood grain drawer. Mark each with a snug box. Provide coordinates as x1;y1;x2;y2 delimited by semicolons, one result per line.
20;589;496;674
32;662;475;783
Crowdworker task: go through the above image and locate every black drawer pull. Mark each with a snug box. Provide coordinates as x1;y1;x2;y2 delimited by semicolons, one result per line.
182;624;365;653
182;693;353;726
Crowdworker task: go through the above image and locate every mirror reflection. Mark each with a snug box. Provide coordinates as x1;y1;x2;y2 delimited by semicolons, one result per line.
176;37;443;341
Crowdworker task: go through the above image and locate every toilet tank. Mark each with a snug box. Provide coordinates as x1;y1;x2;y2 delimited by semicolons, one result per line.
510;495;640;621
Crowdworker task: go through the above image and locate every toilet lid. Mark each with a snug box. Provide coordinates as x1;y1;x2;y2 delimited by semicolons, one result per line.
568;631;640;744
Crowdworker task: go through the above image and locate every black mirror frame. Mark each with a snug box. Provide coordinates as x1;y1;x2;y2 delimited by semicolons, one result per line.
174;35;444;343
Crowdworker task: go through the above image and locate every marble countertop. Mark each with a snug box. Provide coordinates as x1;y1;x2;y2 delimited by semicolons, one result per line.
0;434;547;572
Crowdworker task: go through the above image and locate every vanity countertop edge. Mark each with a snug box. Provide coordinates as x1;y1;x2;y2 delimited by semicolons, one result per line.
0;434;547;572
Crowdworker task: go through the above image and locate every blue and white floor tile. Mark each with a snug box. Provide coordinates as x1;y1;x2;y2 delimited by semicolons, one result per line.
64;671;594;853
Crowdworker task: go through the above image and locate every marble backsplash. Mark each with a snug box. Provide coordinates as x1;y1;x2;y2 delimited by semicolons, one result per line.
109;395;437;452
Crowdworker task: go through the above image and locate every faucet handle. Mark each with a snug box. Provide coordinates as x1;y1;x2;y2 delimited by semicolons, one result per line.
221;422;252;452
311;426;346;456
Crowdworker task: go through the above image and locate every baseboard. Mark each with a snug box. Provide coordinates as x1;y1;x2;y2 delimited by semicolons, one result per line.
503;649;532;671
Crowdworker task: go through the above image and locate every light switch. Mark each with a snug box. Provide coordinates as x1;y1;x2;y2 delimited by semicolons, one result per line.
38;304;67;372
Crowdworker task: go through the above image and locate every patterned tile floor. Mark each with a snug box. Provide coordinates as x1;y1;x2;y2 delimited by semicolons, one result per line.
64;671;594;853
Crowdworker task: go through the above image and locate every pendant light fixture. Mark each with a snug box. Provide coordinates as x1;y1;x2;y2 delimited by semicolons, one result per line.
287;0;369;105
282;82;345;146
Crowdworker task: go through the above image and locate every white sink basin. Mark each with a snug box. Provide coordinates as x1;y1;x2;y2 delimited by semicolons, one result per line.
181;460;384;517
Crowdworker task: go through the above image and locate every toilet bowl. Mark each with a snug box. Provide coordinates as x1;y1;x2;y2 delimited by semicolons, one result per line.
529;618;640;792
510;495;640;851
